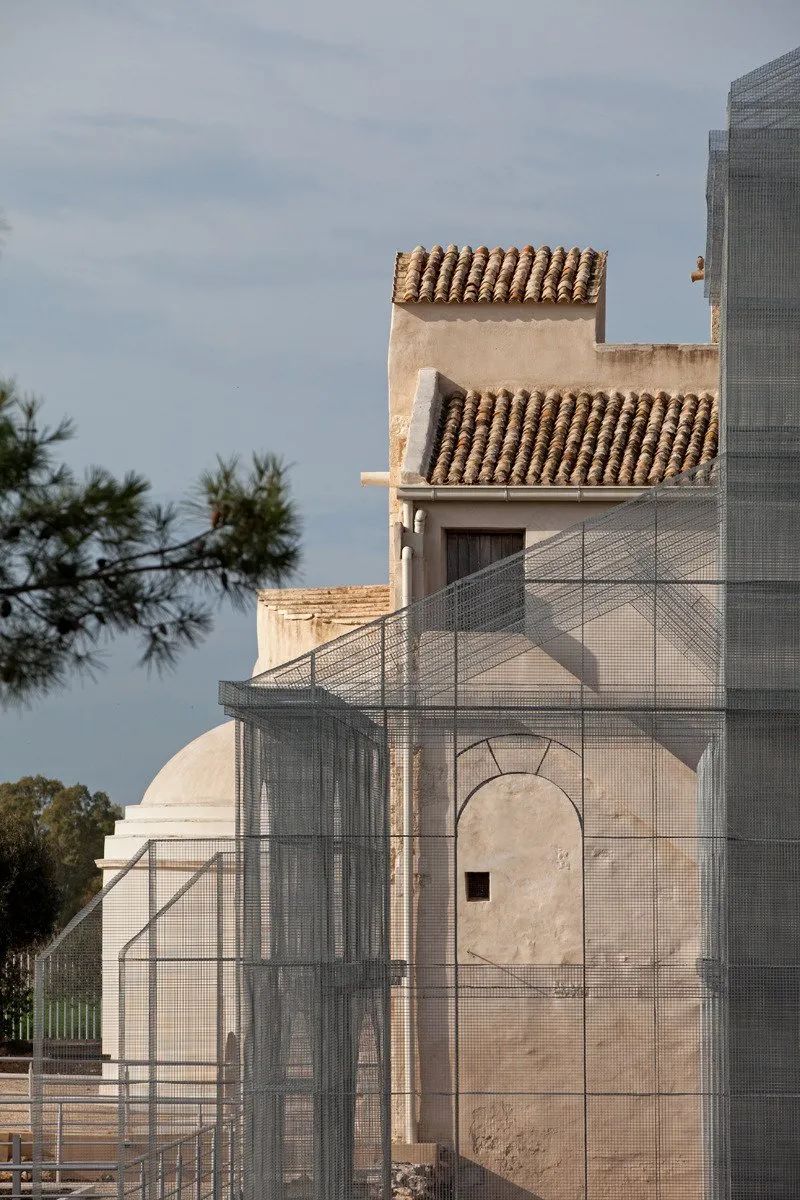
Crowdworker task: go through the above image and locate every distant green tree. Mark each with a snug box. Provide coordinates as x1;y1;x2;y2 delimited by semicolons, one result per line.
0;774;121;926
0;379;301;704
0;822;60;1040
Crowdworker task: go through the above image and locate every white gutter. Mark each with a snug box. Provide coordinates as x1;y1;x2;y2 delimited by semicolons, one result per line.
396;484;645;502
400;502;416;1144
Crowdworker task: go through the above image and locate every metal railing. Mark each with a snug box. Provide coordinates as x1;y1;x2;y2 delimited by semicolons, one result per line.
1;1082;238;1200
121;1119;237;1200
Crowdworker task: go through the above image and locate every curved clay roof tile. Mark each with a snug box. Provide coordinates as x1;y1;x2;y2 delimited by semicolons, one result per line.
463;246;489;303
557;247;582;303
587;390;623;484
699;397;719;464
602;392;638;484
682;393;712;471
556;389;593;482
541;391;576;483
509;245;535;301
618;392;654;485
418;245;444;302
664;393;698;478
394;243;606;303
541;247;567;302
448;389;480;481
427;387;718;488
493;248;519;302
633;391;669;485
479;389;512;482
527;388;560;483
430;391;465;484
570;391;608;485
478;247;505;302
448;246;473;302
525;246;552;302
573;249;596;303
648;393;683;483
495;388;529;483
402;245;427;302
434;244;460;301
510;390;544;483
464;390;496;482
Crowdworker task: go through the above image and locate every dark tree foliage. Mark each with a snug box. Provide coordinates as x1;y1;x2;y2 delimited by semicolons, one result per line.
0;822;60;1040
0;775;122;927
0;380;301;704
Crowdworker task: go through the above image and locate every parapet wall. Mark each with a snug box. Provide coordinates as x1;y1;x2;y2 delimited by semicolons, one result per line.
254;585;391;674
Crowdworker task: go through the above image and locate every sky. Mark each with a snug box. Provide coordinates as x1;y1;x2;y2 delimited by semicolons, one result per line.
0;0;798;807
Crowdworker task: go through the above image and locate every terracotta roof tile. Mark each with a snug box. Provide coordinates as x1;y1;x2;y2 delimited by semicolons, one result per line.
428;389;719;486
393;244;607;304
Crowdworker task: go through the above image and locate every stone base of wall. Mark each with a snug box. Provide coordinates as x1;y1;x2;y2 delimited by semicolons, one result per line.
392;1161;437;1199
392;1144;451;1199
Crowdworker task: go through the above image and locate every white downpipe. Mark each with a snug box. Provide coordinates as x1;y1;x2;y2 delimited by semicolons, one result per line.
400;501;416;1144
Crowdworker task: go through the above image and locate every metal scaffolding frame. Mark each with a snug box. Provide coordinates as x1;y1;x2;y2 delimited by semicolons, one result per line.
27;43;800;1200
222;460;721;1200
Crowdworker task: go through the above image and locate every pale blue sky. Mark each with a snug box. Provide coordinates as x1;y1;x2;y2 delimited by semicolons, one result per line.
0;1;797;805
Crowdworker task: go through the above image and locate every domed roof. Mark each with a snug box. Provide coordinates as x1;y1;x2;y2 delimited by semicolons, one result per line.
140;721;235;809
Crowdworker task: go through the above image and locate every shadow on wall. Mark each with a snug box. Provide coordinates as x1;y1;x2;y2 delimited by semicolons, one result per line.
455;1153;545;1200
402;1145;546;1200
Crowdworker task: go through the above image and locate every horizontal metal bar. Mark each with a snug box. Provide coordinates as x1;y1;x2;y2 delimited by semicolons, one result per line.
396;484;647;502
3;1162;119;1172
3;1095;223;1106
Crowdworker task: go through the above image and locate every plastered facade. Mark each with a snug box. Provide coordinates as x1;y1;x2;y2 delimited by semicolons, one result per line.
400;620;706;1199
386;296;719;605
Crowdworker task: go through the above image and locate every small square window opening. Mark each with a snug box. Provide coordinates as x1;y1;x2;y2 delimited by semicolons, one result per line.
465;871;490;902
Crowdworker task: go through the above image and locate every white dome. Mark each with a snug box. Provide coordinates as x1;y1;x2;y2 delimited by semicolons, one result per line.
140;721;235;808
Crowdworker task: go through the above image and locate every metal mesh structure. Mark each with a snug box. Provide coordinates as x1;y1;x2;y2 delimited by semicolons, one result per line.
28;43;800;1200
31;838;238;1200
713;45;800;1198
236;709;391;1200
117;844;239;1200
221;466;723;1200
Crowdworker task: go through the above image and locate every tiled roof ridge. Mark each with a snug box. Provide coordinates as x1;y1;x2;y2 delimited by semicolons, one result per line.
393;244;607;304
428;387;718;487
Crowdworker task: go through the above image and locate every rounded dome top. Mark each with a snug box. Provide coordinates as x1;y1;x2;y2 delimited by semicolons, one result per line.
140;721;235;809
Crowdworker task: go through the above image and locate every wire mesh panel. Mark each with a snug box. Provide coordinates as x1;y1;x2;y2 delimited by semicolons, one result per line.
236;707;391;1200
31;839;237;1200
719;45;800;1198
118;844;239;1200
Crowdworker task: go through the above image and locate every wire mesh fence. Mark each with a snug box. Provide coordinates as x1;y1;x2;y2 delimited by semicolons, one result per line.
28;839;238;1200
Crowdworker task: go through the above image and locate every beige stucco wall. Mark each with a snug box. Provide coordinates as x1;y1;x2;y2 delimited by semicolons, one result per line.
254;585;390;674
388;305;718;429
403;713;705;1200
414;499;619;596
386;302;719;603
387;583;712;1196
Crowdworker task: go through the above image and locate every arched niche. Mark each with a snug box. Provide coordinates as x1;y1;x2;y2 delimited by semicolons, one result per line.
457;763;583;968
